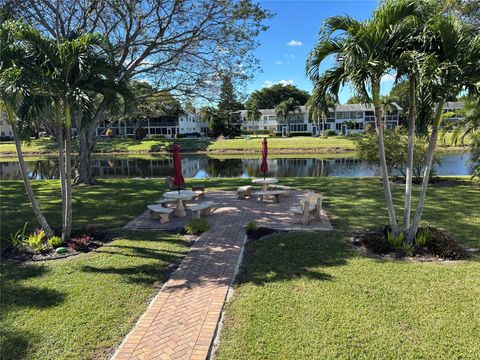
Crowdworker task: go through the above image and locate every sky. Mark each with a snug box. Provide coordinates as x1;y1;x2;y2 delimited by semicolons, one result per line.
247;0;396;103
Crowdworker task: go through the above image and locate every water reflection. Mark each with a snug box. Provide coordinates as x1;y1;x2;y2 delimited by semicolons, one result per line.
0;152;473;180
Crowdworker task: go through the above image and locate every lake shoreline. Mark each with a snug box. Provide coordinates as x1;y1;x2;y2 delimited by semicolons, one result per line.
0;145;468;160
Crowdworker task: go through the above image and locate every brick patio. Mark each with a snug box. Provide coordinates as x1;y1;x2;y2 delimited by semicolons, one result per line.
113;190;332;360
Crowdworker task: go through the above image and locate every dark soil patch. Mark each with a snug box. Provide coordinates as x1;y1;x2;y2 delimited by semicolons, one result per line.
352;226;467;261
2;227;112;262
246;227;287;241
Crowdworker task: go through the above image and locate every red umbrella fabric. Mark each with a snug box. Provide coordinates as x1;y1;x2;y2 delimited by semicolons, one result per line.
260;137;268;178
172;143;185;190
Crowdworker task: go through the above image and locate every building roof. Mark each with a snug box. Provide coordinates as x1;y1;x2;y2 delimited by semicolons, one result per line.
443;101;464;110
239;102;403;115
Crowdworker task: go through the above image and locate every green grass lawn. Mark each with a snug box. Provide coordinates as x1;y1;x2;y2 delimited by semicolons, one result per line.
0;137;211;155
1;231;190;360
1;177;479;359
214;177;480;359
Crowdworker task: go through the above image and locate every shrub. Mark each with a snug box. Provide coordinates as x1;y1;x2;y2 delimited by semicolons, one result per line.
289;132;313;137
386;231;404;248
27;229;47;251
415;229;429;247
184;218;210;235
325;129;337;136
8;222;28;251
68;235;93;251
245;221;258;232
48;236;63;248
401;242;415;256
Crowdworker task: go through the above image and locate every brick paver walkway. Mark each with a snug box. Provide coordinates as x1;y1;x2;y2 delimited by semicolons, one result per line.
113;190;332;360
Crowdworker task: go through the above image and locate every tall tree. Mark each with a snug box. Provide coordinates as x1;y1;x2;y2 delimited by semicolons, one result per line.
0;21;53;236
218;74;243;137
307;0;421;236
275;97;300;136
346;95;365;104
247;84;310;109
10;21;131;240
9;0;272;184
408;15;480;240
306;89;336;137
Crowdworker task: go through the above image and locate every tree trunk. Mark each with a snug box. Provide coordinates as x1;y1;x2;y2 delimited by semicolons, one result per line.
63;104;73;240
75;101;106;185
372;81;399;235
54;104;68;241
408;99;445;240
403;75;416;237
6;103;53;237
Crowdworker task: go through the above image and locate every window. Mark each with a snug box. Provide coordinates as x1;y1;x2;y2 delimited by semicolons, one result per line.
263;116;268;120
336;123;342;130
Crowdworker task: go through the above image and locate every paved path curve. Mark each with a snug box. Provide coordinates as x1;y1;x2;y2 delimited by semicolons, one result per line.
113;190;332;360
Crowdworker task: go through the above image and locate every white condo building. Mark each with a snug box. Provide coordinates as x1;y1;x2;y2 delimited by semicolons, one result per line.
240;103;403;136
95;111;207;138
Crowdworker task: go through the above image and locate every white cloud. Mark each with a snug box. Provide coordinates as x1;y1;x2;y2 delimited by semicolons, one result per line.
263;79;294;88
275;60;283;65
287;39;303;47
381;73;396;82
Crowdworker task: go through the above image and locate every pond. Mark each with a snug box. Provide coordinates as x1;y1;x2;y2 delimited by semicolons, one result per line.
0;152;473;180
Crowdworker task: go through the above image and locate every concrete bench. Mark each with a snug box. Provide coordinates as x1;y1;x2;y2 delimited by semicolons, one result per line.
291;192;323;224
155;198;177;207
253;190;287;203
237;185;253;199
147;205;174;223
187;201;215;219
267;184;293;196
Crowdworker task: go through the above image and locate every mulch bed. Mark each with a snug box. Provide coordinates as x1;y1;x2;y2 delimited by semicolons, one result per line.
2;227;111;262
352;226;467;261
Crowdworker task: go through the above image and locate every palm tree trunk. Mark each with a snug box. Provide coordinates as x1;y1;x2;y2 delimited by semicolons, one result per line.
63;104;73;240
408;99;445;240
5;103;53;237
403;75;416;237
54;103;67;241
372;81;399;235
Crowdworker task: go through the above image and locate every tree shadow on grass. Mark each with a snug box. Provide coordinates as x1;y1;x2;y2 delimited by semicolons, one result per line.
80;244;188;285
0;261;66;360
236;231;352;286
0;261;66;315
0;328;36;360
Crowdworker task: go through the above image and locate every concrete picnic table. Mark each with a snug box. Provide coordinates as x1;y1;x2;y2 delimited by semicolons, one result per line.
252;177;278;191
163;190;195;217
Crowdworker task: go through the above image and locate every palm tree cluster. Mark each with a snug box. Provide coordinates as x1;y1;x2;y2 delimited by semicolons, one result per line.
0;21;130;241
306;0;480;242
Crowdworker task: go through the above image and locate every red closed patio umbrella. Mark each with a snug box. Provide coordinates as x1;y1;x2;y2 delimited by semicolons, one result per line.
260;137;268;179
172;143;185;192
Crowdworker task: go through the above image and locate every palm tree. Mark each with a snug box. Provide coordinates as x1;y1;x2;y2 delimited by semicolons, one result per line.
441;95;480;146
0;21;53;237
407;15;480;240
11;22;131;241
306;0;420;236
246;103;262;135
275;97;300;137
306;90;336;137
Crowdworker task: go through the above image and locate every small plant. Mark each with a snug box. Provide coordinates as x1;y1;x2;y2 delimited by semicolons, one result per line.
8;222;28;251
402;242;415;256
245;221;258;232
386;231;404;248
48;236;63;248
27;229;47;251
184;218;210;235
415;229;429;247
68;235;93;251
